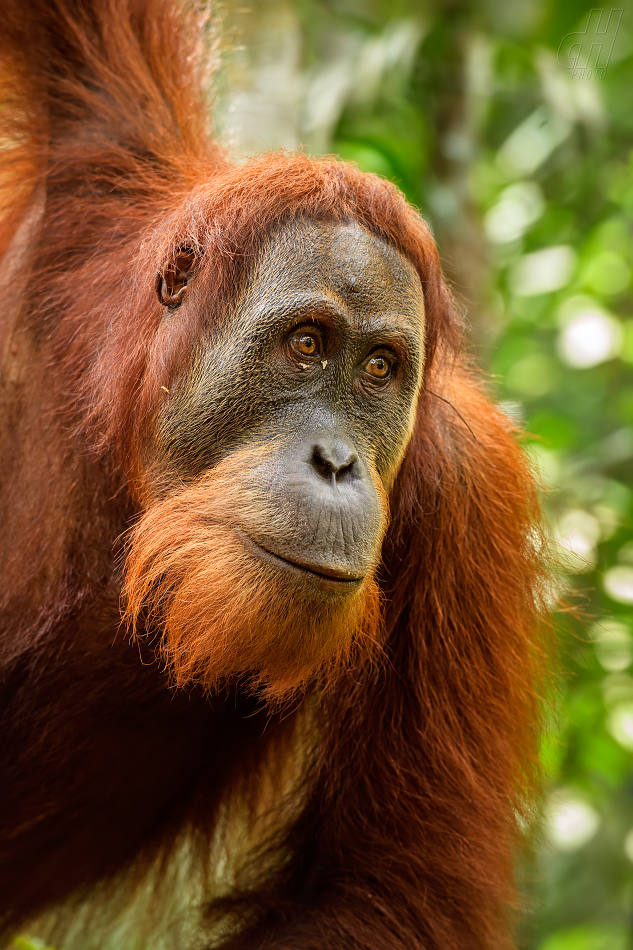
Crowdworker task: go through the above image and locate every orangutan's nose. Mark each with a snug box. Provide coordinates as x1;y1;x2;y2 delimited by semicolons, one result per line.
309;437;360;485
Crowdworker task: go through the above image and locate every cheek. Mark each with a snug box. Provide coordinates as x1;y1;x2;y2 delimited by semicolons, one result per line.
151;361;275;480
371;379;423;490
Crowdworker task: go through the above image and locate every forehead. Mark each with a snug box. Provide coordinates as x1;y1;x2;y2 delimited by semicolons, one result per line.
247;219;424;328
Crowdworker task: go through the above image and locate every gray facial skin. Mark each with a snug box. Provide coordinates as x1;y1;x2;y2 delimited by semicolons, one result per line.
152;219;425;590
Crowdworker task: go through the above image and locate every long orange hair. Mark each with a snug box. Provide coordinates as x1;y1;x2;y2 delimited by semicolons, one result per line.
0;2;550;947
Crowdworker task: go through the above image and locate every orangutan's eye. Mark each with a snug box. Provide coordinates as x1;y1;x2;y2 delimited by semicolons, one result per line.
363;352;394;385
289;327;322;361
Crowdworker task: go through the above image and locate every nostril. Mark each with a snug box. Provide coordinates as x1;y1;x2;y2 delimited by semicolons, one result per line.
311;445;335;482
337;457;356;481
334;457;359;483
310;441;359;483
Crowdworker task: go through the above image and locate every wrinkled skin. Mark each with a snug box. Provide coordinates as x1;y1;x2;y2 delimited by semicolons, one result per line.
152;220;425;591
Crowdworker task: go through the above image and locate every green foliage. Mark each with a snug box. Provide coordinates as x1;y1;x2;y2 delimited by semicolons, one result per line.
12;938;56;950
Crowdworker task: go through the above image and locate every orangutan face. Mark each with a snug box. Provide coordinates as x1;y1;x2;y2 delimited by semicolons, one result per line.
124;219;425;701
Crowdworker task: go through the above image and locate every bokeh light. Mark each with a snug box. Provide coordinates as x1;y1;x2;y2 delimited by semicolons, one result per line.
545;791;601;852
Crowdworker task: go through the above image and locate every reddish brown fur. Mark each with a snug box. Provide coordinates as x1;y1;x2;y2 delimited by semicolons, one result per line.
123;445;386;703
0;2;550;948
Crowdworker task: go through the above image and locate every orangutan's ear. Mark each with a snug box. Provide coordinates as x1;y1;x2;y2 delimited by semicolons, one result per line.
155;243;198;309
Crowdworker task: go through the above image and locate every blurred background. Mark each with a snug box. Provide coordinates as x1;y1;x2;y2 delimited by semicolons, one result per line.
213;1;633;948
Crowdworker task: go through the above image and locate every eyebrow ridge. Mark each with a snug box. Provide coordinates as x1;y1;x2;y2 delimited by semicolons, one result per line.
252;293;346;326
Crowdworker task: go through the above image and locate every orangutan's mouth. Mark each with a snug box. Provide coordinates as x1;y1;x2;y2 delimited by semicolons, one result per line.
237;531;365;590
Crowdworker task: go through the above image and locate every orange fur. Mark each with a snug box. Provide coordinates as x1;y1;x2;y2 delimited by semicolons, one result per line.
124;447;386;703
0;2;552;947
